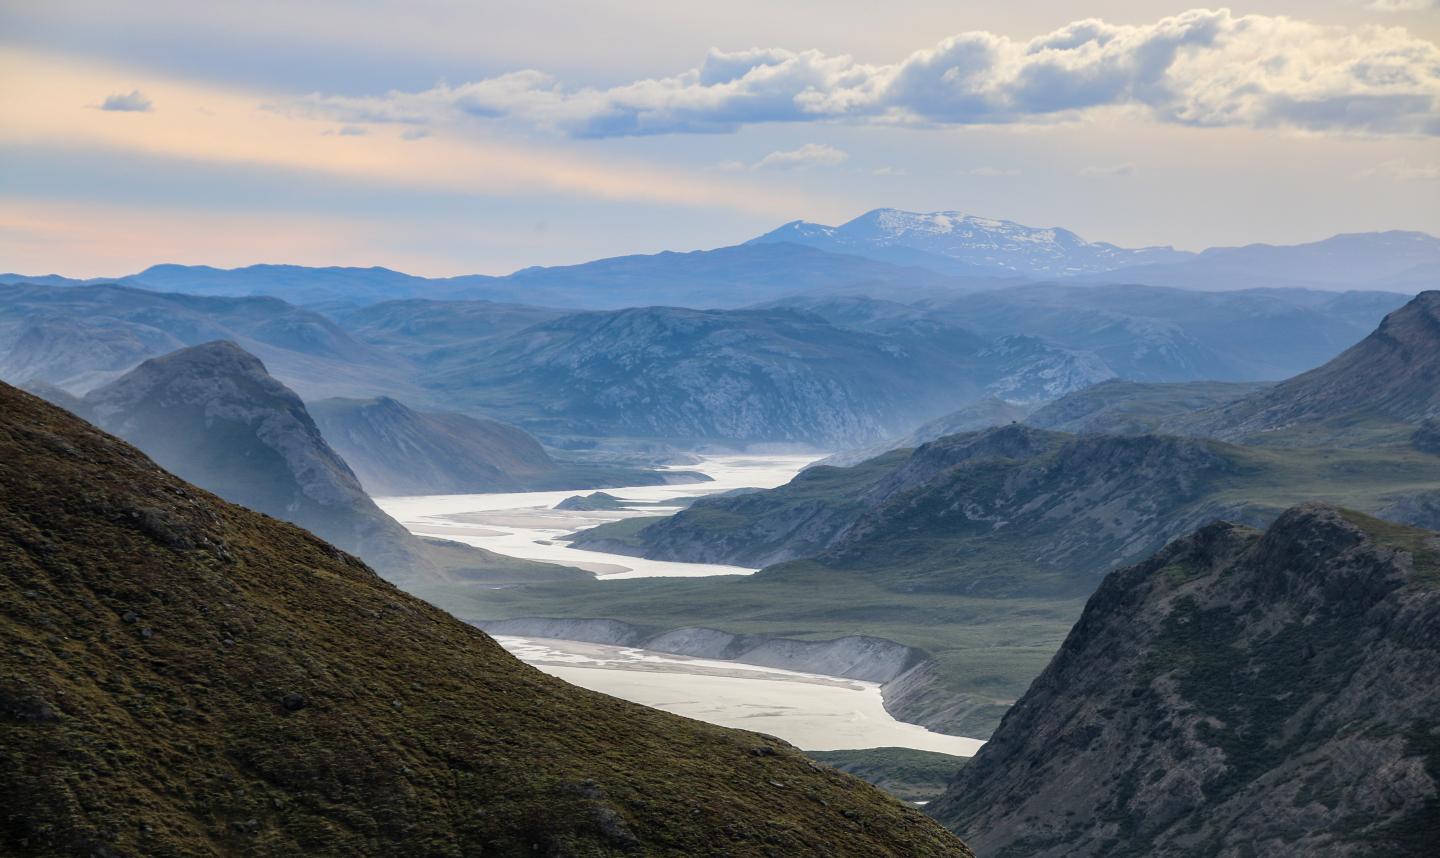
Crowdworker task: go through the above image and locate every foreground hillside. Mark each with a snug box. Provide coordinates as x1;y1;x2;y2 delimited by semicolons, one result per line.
0;381;970;857
930;506;1440;857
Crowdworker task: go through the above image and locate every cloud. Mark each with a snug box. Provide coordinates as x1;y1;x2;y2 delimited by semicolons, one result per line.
1361;159;1440;179
1364;0;1438;11
873;165;909;176
400;127;432;140
1080;163;1138;177
708;143;848;171
752;143;848;170
274;9;1440;138
962;166;1021;177
98;89;152;112
322;125;368;136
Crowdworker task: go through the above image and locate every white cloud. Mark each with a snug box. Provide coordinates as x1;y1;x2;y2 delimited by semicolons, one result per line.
1364;0;1438;11
873;165;910;176
1080;163;1138;177
275;9;1440;139
752;143;848;170
963;166;1021;177
708;143;848;171
98;89;152;112
1361;159;1440;179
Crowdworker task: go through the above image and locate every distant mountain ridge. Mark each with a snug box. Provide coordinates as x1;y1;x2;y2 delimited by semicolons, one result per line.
1078;230;1440;292
1178;290;1440;445
2;243;971;310
0;283;418;401
6;213;1433;310
749;208;1193;277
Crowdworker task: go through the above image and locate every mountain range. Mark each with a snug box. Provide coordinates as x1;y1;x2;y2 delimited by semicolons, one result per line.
6;209;1435;312
0;380;969;857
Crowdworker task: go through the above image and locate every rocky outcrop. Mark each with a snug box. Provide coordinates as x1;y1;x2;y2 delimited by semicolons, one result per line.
0;381;971;857
929;505;1440;857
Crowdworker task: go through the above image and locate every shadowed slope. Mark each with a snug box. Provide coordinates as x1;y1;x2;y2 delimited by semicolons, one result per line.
0;381;971;857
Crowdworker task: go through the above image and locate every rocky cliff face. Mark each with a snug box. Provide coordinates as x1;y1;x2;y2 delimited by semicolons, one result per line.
82;341;435;581
929;505;1440;857
0;381;971;857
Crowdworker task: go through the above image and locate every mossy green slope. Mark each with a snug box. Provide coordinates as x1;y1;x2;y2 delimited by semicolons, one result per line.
0;383;970;858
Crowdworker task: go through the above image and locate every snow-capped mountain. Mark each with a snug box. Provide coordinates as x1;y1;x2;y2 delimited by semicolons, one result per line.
748;208;1194;277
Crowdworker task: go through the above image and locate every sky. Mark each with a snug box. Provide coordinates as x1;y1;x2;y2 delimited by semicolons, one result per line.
2;0;1438;277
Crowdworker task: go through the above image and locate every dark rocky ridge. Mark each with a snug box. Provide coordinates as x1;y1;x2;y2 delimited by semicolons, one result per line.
0;380;972;857
929;505;1440;857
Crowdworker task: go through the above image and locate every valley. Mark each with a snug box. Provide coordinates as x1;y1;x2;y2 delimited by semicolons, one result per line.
377;453;998;755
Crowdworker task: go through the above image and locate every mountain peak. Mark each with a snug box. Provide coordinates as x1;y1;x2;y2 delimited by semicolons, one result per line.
749;208;1193;276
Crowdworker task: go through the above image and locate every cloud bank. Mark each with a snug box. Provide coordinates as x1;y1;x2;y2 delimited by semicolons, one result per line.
276;9;1440;138
98;89;152;112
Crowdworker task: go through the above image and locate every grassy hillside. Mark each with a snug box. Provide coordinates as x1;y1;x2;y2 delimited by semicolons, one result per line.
0;382;970;857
